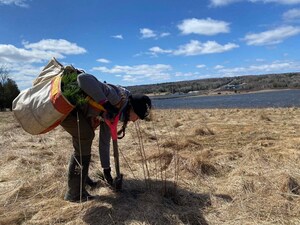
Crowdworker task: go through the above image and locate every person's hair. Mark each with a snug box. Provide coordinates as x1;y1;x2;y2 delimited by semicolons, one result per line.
117;94;151;139
130;95;152;119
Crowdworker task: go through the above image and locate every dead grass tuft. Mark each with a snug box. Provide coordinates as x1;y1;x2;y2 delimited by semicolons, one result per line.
280;174;300;196
1;108;300;224
189;156;218;176
194;127;215;136
260;113;272;121
173;121;182;128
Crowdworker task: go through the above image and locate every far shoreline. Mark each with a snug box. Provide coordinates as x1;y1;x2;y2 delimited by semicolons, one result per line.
150;88;297;100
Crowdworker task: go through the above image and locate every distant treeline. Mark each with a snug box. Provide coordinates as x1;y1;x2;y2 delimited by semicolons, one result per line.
0;66;20;111
126;72;300;95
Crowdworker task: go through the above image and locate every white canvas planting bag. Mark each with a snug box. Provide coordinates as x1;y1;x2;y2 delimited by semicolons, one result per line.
12;58;75;135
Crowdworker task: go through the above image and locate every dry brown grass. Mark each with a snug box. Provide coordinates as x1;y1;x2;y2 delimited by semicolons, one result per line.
1;108;300;224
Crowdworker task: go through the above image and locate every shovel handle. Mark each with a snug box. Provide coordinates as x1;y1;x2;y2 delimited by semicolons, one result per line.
105;114;121;178
112;140;121;177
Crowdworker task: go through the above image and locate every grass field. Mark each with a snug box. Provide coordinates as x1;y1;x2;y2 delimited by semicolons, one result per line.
1;108;300;225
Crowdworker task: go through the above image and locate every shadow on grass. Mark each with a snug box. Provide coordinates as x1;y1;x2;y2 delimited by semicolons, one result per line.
83;179;232;225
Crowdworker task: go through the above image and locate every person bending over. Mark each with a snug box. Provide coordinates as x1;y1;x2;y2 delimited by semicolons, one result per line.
61;73;152;202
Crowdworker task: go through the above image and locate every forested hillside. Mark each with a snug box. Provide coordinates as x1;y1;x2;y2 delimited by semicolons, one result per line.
127;72;300;95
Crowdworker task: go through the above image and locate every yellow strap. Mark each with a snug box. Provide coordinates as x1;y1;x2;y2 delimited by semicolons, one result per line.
86;96;106;112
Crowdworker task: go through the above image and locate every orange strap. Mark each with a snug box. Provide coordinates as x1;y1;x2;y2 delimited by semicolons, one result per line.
50;75;75;114
86;96;106;112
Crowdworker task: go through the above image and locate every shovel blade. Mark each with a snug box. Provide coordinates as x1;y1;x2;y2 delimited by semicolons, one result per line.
114;174;123;191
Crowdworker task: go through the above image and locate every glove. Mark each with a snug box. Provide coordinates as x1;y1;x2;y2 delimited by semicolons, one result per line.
103;168;113;185
103;101;119;120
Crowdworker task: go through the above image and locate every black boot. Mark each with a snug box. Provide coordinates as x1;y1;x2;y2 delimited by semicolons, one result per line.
103;167;113;185
64;154;95;202
86;175;98;188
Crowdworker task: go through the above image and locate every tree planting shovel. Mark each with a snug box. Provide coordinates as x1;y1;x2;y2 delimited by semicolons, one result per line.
105;113;123;191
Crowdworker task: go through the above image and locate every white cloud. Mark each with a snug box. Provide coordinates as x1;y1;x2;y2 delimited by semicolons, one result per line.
210;0;240;6
23;39;86;55
254;0;300;4
97;58;111;63
214;65;225;69
123;75;137;82
178;18;230;35
5;39;84;70
160;32;171;37
0;44;59;64
173;40;239;56
10;65;43;90
140;28;156;38
111;34;123;39
92;64;172;83
0;39;86;90
210;0;300;6
0;39;86;64
216;60;300;75
174;72;198;78
0;0;29;7
140;28;170;39
149;46;172;55
147;40;238;56
244;26;300;45
283;8;300;21
196;64;206;68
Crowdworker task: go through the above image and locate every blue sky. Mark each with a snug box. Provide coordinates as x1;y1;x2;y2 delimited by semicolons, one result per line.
1;0;300;90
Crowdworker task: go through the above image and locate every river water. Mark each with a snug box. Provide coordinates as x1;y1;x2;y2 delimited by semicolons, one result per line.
151;89;300;109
